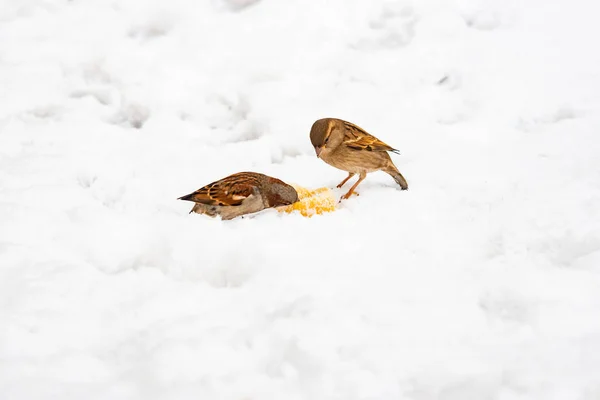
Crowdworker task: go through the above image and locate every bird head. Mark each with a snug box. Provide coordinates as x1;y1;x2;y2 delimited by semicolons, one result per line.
265;178;299;207
309;118;343;158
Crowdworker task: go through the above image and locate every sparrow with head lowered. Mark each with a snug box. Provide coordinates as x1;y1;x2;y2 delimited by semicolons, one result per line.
309;118;408;200
178;172;299;220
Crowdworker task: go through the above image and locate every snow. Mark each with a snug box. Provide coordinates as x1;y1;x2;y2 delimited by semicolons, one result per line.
1;0;600;399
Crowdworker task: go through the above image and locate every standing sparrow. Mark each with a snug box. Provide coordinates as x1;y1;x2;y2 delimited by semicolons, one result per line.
309;118;408;200
178;172;299;220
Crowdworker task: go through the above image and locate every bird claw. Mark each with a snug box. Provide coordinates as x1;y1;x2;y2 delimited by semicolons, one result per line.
338;192;359;202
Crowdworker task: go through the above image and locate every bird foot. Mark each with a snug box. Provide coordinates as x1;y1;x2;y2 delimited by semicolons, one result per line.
338;192;359;202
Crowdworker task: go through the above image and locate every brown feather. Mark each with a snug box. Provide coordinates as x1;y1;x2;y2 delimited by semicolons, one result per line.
341;121;399;153
178;172;259;207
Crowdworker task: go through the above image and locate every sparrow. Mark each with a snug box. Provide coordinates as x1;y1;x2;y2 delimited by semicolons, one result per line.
309;118;408;200
178;172;299;220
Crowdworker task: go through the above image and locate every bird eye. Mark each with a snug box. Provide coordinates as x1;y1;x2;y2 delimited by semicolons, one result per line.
324;137;329;144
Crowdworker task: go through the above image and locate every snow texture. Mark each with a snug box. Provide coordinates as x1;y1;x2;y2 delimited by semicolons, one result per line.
1;0;600;399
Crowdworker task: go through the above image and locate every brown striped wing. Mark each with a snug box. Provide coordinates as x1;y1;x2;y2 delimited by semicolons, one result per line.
341;120;399;153
178;172;261;206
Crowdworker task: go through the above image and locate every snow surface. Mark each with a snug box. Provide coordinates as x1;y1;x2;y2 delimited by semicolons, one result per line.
1;0;600;399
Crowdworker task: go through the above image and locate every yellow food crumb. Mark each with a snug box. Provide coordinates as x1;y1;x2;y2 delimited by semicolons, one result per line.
278;185;337;217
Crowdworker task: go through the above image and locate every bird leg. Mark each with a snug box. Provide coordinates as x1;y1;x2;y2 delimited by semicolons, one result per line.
336;173;355;188
340;173;366;200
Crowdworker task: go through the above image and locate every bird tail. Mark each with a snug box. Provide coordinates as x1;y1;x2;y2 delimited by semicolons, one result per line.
385;164;408;190
177;192;200;213
178;193;195;201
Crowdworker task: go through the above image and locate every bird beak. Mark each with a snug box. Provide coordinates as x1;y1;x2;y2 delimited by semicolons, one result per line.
315;146;323;158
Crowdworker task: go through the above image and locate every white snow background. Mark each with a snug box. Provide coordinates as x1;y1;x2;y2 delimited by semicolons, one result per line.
1;0;600;399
